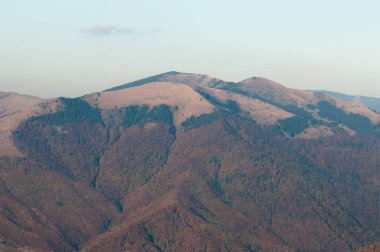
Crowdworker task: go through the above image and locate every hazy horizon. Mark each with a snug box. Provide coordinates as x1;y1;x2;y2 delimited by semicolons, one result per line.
1;0;380;98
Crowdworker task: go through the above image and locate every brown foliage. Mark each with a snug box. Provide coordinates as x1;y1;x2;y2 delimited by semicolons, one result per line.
0;111;379;251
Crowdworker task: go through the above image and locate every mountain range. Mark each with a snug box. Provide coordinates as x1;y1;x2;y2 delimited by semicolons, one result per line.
0;71;379;252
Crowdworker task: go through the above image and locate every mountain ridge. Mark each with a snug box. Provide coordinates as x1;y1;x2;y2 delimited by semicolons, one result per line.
316;90;380;113
2;72;380;157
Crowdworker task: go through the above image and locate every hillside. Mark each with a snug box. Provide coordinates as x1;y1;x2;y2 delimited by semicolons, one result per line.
358;242;380;252
0;92;45;157
86;82;214;126
317;90;380;113
0;72;380;251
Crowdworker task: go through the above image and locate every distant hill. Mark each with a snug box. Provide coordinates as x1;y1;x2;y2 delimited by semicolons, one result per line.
316;90;380;113
1;72;380;251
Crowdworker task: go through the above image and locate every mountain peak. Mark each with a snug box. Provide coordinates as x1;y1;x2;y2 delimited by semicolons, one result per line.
237;76;316;106
106;71;230;91
240;76;286;88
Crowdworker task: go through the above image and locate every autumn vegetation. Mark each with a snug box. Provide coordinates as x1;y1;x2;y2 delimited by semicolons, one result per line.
0;72;379;251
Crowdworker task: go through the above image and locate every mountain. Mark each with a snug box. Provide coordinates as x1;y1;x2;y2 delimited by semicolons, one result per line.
316;90;380;113
0;72;380;251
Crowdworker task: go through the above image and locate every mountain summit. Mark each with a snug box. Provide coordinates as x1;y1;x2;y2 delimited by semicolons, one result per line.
106;71;231;91
0;72;380;251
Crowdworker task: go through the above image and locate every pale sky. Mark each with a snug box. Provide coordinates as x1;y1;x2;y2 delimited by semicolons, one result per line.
1;0;380;98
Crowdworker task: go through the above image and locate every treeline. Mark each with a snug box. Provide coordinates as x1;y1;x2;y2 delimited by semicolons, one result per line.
278;116;311;137
220;83;312;117
181;112;220;131
31;98;103;126
317;101;373;135
217;83;322;136
122;104;173;127
196;88;241;114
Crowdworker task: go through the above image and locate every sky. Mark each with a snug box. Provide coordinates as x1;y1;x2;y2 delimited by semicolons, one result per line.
1;0;380;98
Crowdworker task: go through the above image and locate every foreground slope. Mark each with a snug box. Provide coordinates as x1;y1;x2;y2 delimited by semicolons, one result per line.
0;72;380;251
